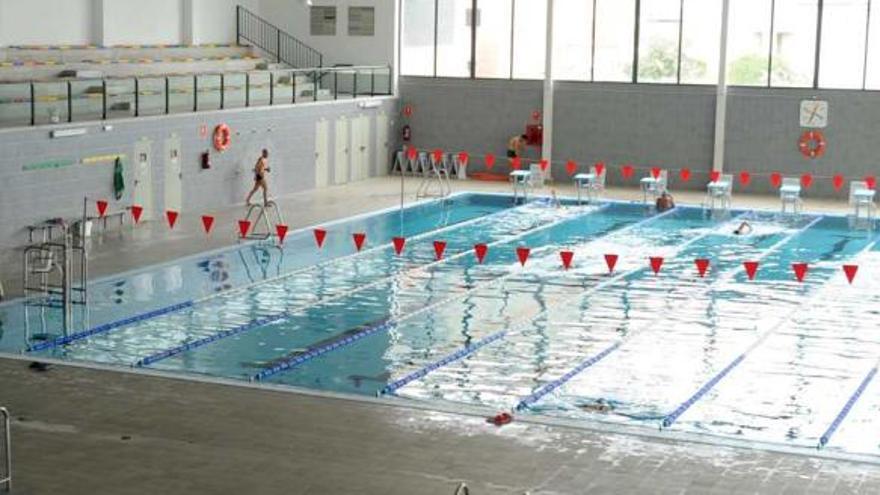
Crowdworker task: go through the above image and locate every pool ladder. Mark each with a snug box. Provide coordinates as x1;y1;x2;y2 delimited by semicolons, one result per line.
1;407;11;492
241;201;286;241
416;152;452;199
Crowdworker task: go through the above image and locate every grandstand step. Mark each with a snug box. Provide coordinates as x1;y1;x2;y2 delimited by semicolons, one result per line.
0;57;266;83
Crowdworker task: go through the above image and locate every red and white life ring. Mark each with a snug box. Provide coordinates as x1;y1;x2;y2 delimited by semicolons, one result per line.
798;130;826;159
213;124;232;152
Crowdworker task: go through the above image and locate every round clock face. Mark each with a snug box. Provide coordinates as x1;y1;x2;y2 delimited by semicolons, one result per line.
800;100;828;128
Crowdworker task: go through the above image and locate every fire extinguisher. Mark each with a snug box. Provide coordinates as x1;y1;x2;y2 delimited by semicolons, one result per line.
402;124;412;143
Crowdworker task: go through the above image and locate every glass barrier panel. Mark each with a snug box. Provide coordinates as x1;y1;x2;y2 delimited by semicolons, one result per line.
247;71;271;107
334;69;356;99
374;67;392;95
0;82;33;128
106;78;136;120
137;77;166;116
33;81;69;125
292;70;317;101
315;70;336;101
272;70;294;105
168;76;194;114
69;79;104;122
355;68;374;96
223;73;247;109
196;74;222;111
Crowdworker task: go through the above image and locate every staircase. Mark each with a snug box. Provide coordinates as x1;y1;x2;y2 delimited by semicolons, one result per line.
236;5;324;69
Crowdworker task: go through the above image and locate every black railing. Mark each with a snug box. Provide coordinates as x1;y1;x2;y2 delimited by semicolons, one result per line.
237;5;323;69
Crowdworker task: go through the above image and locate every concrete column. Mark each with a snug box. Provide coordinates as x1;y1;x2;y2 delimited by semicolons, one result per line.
91;0;105;47
541;0;555;180
712;0;731;173
182;0;196;45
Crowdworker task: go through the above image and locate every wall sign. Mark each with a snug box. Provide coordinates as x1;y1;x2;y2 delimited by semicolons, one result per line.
310;6;337;36
349;7;375;36
800;100;828;128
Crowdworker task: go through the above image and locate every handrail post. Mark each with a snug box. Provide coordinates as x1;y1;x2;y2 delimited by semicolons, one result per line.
269;72;274;105
220;74;225;110
67;81;73;122
333;72;338;100
30;83;35;126
353;71;358;98
276;29;281;64
370;68;375;96
245;73;251;107
193;75;198;112
313;71;318;102
2;407;11;492
165;77;170;114
101;80;107;120
236;6;241;46
134;78;140;117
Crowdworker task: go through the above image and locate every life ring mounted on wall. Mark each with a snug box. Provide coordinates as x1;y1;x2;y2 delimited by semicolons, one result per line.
798;130;826;159
213;124;232;152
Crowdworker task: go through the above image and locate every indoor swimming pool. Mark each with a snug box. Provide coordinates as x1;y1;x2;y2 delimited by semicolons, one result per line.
1;192;878;458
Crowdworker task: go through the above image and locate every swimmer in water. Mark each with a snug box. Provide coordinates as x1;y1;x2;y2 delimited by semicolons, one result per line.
734;221;752;235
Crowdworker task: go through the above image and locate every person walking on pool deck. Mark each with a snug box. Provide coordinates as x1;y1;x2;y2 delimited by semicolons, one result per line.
246;149;271;206
507;133;528;165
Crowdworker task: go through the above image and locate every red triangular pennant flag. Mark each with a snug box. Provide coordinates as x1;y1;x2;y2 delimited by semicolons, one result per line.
130;205;143;224
679;168;692;182
695;259;710;278
406;146;418;161
432;148;444;164
843;265;858;284
353;233;366;251
458;151;469;166
604;254;619;274
539;159;549;172
560;251;574;270
511;156;522;170
485;153;496;170
709;170;721;183
516;247;530;267
474;244;488;264
201;215;214;234
739;171;751;186
275;224;289;244
865;175;877;190
313;228;327;248
832;174;845;191
649;257;664;275
96;200;108;217
621;165;634;180
792;262;808;282
392;237;406;256
594;162;606;177
237;220;251;238
651;167;661;180
166;210;178;229
770;172;782;188
743;261;759;280
433;241;447;261
801;173;814;189
566;160;577;176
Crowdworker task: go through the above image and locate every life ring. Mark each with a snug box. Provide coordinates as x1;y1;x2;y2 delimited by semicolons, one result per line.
798;130;826;159
213;124;231;152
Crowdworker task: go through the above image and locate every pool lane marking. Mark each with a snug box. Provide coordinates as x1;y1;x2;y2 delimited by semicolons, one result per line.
136;205;607;367
661;233;878;430
250;206;684;382
379;212;748;397
29;201;560;354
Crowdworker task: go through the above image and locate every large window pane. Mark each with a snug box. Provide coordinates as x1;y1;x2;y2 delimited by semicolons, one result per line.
437;0;472;77
513;0;548;79
638;0;682;83
402;0;436;76
770;0;818;87
819;0;869;89
476;0;513;78
727;0;772;86
680;0;722;84
594;0;636;82
868;0;880;89
552;0;593;81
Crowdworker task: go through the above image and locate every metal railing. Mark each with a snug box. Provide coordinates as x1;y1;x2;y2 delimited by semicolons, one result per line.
237;5;323;69
0;65;392;128
0;407;10;493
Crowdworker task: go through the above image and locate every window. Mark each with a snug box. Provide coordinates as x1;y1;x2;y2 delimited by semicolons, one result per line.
348;7;375;37
819;0;869;89
770;0;819;87
310;6;337;36
727;0;772;86
475;0;513;78
401;0;435;76
638;0;682;83
512;0;548;79
436;0;473;77
868;0;880;89
593;0;636;82
552;0;593;81
680;0;722;84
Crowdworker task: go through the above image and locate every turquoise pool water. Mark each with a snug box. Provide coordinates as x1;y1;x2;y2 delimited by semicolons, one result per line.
1;193;878;457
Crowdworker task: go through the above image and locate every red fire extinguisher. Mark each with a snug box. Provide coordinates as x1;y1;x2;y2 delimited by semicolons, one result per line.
402;124;412;143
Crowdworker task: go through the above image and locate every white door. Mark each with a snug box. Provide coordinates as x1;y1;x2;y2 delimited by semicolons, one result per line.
164;134;182;213
357;115;371;180
349;115;366;181
132;139;153;221
334;116;349;185
375;112;389;177
315;118;329;188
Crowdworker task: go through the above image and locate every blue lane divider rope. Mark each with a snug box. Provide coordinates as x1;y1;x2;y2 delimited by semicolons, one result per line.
380;330;509;396
818;366;878;448
515;341;622;411
661;353;746;428
27;301;194;353
252;319;397;381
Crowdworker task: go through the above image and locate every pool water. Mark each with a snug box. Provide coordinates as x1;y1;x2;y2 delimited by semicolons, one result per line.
1;193;878;457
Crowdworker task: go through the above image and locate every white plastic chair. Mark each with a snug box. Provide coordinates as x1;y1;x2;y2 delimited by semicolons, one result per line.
849;180;876;220
640;169;668;204
529;163;545;188
780;177;803;214
573;165;606;204
705;174;733;211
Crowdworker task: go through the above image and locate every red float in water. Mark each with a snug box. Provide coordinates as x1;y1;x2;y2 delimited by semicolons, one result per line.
649;257;664;275
166;210;178;229
276;224;289;244
743;261;759;280
792;262;809;282
695;258;710;278
96;200;108;217
433;241;447;261
560;250;574;270
770;172;782;188
843;265;859;284
566;160;577;176
739;171;751;186
130;205;143;224
313;228;327;248
516;247;530;267
485;153;496;170
604;254;619;274
833;174;845;191
238;220;251;238
353;233;367;251
801;174;814;189
474;244;488;264
392;237;406;256
621;165;634;180
201;215;214;234
651;167;661;180
679;168;692;182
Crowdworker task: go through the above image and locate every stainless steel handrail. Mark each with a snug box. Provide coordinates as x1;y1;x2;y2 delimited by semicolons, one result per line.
0;407;10;493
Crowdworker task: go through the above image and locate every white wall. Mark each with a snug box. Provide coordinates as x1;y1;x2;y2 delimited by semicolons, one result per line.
259;0;394;66
101;0;184;46
0;0;95;46
190;0;260;45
